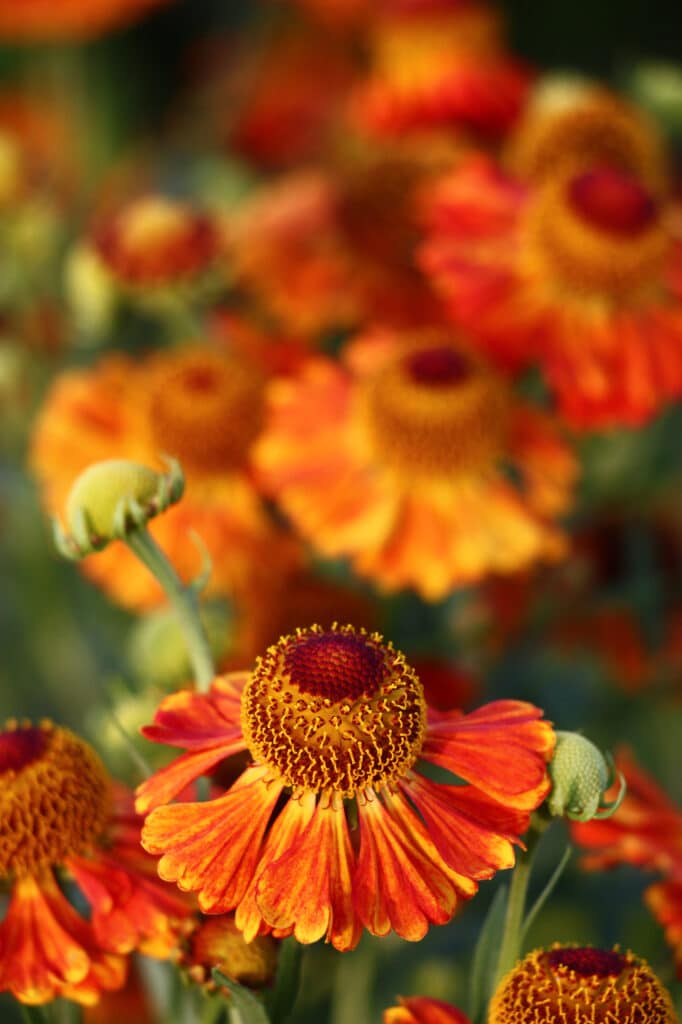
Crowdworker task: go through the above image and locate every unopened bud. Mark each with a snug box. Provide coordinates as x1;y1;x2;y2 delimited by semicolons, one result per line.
548;731;625;822
54;457;184;559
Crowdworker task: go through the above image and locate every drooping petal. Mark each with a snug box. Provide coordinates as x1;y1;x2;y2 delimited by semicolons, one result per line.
404;773;529;879
236;792;316;942
0;872;125;1006
255;793;360;951
422;700;554;810
141;766;282;915
354;789;464;942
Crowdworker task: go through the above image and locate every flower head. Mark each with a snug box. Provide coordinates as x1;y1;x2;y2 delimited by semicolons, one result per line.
420;154;682;427
138;624;554;951
255;329;577;599
30;342;300;610
488;945;677;1023
0;721;190;1005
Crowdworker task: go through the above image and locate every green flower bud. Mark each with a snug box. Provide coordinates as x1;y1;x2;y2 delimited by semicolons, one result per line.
548;731;625;822
54;456;184;559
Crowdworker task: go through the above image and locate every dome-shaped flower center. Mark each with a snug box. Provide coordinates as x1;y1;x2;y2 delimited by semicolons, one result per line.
95;196;218;286
361;338;510;477
0;722;110;877
569;167;657;236
547;947;626;978
489;946;677;1024
241;624;426;798
526;164;668;300
146;347;265;474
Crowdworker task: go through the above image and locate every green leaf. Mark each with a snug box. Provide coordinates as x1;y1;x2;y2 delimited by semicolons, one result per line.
212;970;271;1024
468;882;508;1024
263;937;303;1024
521;845;573;942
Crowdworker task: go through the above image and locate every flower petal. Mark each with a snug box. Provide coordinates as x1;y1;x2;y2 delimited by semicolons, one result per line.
256;793;360;951
422;700;554;810
142;766;282;915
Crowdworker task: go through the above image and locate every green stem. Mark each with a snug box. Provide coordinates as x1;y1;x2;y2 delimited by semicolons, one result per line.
125;528;215;692
493;826;543;988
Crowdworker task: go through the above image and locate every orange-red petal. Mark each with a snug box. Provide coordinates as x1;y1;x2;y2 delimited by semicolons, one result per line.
422;700;554;810
255;794;360;951
141;766;282;915
384;995;472;1024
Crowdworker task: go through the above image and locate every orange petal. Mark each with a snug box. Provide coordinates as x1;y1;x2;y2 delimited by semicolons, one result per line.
256;793;360;951
0;872;125;1006
354;790;464;942
236;792;316;942
422;700;554;810
135;741;246;814
404;774;528;879
142;766;282;914
141;675;247;749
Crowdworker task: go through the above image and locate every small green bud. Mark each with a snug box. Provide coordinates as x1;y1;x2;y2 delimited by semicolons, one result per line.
54;456;184;559
548;731;625;822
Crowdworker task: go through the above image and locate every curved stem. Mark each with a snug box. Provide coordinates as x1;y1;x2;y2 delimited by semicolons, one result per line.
125;528;215;692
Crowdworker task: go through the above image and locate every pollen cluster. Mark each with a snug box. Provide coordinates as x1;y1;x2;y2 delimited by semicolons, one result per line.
0;721;111;877
488;945;677;1024
241;624;426;797
526;165;668;300
360;339;510;478
145;347;266;473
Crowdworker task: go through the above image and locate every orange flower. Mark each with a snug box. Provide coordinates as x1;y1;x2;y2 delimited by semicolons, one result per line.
255;329;577;600
0;721;189;1006
384;996;471;1023
0;0;171;40
489;945;677;1023
572;751;682;975
137;623;554;951
420;155;682;428
30;341;300;611
351;0;532;139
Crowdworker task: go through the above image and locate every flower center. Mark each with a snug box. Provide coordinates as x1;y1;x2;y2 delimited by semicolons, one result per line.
361;338;509;477
547;947;626;978
95;196;218;286
526;164;668;300
0;722;110;877
241;624;426;798
569;167;657;236
146;347;265;474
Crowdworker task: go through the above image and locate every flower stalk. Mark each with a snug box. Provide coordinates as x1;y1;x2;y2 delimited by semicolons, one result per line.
126;527;215;692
